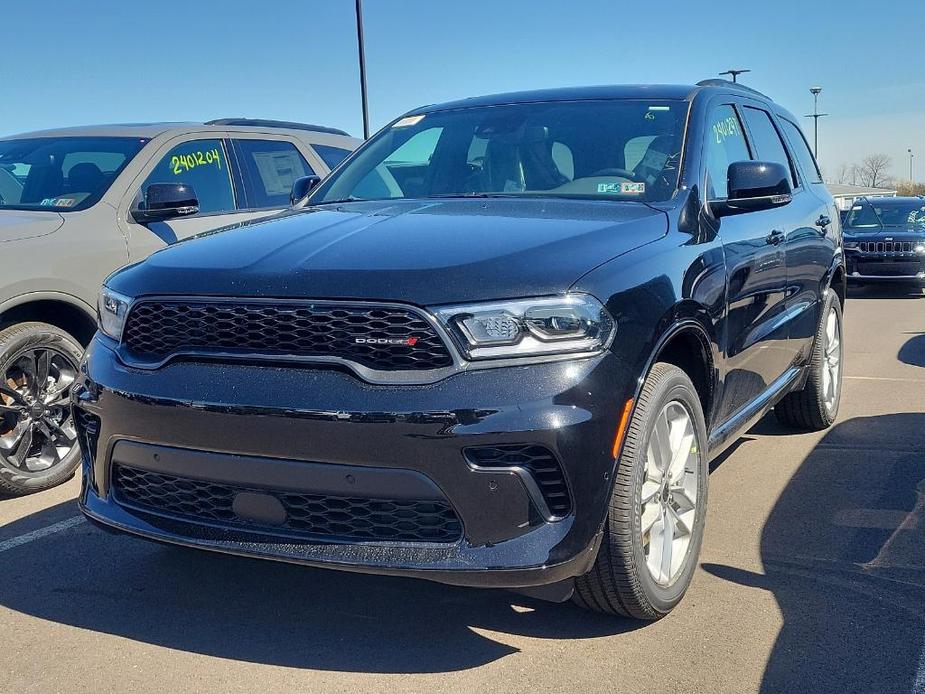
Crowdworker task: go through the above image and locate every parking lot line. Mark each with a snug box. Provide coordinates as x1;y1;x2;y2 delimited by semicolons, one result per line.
0;515;84;554
845;376;925;383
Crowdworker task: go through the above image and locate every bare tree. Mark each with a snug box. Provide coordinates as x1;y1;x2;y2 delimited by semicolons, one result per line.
856;154;893;188
834;163;860;185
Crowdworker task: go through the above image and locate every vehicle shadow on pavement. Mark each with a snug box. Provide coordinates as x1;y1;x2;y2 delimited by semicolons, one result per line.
704;412;925;694
0;500;638;673
898;332;925;368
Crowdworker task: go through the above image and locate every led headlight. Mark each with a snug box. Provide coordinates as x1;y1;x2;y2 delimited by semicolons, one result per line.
915;244;925;255
97;286;132;341
843;240;859;249
433;295;615;360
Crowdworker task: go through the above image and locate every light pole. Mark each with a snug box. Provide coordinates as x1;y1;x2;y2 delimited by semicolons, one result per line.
805;86;828;159
355;0;370;140
720;69;750;83
909;148;915;183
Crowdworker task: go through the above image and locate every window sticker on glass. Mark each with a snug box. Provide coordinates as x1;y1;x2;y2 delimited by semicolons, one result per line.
393;115;425;128
251;150;305;196
597;182;646;194
170;148;222;176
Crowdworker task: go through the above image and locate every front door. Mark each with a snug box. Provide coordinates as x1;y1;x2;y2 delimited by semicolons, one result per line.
705;103;792;423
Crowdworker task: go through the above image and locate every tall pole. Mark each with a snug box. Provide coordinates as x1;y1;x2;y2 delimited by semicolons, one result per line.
909;148;914;183
805;87;828;159
355;0;370;140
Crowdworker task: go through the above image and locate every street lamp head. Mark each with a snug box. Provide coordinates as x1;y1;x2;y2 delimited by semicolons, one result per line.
810;86;822;95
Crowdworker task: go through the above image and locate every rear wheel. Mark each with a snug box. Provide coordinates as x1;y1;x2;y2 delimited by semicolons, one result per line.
573;362;708;619
774;291;842;431
0;323;83;496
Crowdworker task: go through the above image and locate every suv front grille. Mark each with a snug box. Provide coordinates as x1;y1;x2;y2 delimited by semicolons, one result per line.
111;464;463;543
857;241;916;254
121;301;454;371
465;444;571;517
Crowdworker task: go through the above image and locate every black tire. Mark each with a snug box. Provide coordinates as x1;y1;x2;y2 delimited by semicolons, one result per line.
774;291;843;431
0;322;83;496
573;362;709;619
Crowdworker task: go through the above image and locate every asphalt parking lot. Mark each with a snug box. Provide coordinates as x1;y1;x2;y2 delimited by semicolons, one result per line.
1;285;924;694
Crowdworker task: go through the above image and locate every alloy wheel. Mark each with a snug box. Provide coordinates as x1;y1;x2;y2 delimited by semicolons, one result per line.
822;307;841;413
0;348;78;472
639;400;700;587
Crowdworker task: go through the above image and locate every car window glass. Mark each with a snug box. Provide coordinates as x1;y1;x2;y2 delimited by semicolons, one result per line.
551;141;574;180
705;105;751;199
141;139;234;215
312;144;353;170
741;107;795;186
354;127;444;200
235;139;314;208
779;118;823;184
624;135;657;170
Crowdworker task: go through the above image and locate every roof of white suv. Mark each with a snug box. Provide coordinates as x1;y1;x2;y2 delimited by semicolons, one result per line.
2;120;353;142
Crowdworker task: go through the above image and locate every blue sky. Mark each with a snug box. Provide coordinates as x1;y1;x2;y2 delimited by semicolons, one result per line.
2;0;923;181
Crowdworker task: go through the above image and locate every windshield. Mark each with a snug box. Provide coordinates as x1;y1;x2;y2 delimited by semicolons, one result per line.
313;99;687;204
0;136;148;212
845;198;925;230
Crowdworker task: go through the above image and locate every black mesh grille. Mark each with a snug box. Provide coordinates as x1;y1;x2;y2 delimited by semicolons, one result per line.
111;465;462;543
121;301;454;371
74;408;101;463
465;445;571;517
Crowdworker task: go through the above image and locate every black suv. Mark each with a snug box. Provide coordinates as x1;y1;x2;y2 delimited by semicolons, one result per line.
842;196;925;284
74;81;845;620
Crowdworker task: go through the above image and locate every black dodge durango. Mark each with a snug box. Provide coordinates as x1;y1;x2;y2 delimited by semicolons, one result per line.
74;81;845;619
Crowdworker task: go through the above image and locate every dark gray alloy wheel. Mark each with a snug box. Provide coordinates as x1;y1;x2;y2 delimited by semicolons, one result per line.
0;323;83;496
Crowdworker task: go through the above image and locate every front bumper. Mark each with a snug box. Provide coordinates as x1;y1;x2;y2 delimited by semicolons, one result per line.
75;337;633;589
845;247;925;282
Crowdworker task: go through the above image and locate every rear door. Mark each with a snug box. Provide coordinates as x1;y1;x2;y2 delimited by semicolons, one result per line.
775;115;838;360
705;101;791;423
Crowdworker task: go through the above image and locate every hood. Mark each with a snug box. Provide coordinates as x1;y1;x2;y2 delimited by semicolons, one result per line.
0;210;65;243
109;198;668;304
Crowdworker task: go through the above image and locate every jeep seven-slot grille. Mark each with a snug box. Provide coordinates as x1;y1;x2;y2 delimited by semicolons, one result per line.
111;465;463;543
465;445;571;517
857;241;916;254
121;301;454;371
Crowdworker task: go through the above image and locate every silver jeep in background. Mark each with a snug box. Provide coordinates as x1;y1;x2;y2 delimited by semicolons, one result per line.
0;119;359;495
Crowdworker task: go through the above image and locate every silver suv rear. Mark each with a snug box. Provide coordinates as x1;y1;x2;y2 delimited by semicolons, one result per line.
0;119;360;494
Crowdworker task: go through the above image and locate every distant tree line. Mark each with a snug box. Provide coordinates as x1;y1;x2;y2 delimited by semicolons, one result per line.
832;154;924;195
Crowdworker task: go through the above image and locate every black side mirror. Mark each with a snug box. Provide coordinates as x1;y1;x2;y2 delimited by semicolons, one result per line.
131;183;199;223
712;161;792;218
290;175;322;206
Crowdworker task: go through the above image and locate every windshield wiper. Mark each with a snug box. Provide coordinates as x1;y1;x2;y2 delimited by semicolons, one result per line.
312;196;364;205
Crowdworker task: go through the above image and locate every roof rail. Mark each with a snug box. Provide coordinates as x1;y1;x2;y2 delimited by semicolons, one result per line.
204;118;350;137
695;79;771;99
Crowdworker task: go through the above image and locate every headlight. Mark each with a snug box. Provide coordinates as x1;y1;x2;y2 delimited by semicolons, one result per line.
433;295;615;360
915;244;925;255
97;286;132;341
844;241;858;249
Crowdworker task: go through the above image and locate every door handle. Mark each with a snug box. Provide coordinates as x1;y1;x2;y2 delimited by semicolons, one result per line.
815;215;831;229
766;229;784;246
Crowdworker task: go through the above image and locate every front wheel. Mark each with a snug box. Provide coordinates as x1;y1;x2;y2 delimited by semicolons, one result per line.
0;322;83;496
573;362;708;619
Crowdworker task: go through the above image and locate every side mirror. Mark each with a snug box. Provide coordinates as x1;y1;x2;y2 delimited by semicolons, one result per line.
712;161;792;218
290;175;322;206
131;183;199;223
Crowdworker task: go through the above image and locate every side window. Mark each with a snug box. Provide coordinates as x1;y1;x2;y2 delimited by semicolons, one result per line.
779;118;823;184
142;139;235;215
234;139;315;208
740;107;795;186
705;105;751;199
312;144;353;170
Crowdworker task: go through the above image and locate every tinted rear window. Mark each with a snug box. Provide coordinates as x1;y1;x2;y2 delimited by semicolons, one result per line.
313;144;353;170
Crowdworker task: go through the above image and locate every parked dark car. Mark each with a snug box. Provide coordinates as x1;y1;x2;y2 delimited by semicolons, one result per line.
74;81;845;619
842;196;925;284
